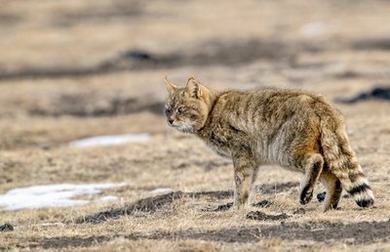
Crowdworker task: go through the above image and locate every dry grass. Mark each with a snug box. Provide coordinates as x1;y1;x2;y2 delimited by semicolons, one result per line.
0;0;390;251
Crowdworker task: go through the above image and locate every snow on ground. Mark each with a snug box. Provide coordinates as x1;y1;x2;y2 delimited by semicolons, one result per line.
300;21;330;37
149;188;173;195
0;183;125;210
69;133;151;148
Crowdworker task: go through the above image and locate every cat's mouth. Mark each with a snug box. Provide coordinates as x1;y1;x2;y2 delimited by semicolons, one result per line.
169;122;194;133
178;126;195;133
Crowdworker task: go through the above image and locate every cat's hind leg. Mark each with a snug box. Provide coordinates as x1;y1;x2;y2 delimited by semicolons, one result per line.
320;171;342;211
298;153;324;205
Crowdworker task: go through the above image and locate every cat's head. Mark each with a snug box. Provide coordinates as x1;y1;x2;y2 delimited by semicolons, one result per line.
163;76;213;133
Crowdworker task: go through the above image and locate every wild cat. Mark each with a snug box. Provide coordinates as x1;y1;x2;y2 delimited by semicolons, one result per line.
163;76;374;211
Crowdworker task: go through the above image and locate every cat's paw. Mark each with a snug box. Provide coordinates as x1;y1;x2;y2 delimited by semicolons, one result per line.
317;191;326;202
299;187;313;205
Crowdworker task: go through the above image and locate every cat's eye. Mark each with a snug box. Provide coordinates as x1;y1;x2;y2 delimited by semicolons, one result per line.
176;107;184;114
164;106;172;115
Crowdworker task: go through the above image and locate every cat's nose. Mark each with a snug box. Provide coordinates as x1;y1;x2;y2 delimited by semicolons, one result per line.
168;118;174;125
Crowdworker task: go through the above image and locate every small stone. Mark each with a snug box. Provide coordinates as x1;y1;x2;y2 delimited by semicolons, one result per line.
246;211;289;221
202;202;233;212
252;199;272;208
0;223;14;232
125;50;152;61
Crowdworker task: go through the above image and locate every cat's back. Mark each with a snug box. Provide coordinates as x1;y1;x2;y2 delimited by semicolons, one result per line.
211;87;343;132
214;87;333;114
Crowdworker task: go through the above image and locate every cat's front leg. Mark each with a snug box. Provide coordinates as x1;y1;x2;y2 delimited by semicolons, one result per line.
232;151;257;210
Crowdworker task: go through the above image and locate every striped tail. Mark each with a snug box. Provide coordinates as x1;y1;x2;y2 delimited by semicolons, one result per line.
320;121;374;208
344;165;375;207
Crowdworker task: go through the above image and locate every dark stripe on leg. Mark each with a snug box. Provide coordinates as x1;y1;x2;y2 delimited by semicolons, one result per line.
331;179;342;209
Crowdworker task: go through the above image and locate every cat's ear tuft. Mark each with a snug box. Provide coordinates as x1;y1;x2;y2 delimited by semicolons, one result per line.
163;76;177;94
186;77;205;99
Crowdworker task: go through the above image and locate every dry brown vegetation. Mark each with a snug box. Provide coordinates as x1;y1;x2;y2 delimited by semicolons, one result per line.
0;0;390;251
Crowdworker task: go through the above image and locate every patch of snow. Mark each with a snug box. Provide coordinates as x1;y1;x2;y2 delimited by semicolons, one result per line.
100;195;118;202
300;21;329;37
150;188;173;195
0;183;125;211
69;133;151;148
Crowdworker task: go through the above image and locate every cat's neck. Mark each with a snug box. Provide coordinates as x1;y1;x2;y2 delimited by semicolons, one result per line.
195;89;222;136
204;88;219;112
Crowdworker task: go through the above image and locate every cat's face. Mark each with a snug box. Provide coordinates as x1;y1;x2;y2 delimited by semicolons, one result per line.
164;77;211;133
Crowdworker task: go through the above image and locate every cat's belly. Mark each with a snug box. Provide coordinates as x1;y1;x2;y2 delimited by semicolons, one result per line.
255;139;296;169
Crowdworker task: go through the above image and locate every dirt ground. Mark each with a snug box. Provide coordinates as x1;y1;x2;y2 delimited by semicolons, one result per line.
0;0;390;251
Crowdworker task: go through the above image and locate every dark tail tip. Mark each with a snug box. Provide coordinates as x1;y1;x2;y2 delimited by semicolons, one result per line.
356;198;374;208
348;182;374;208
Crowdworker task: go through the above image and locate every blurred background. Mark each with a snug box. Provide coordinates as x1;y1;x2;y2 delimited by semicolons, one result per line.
1;1;390;249
0;0;389;150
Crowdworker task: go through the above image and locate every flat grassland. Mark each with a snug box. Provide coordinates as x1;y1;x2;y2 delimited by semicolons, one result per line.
0;0;389;251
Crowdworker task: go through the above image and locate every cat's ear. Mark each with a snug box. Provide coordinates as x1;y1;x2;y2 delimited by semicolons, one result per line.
185;77;207;99
163;76;177;94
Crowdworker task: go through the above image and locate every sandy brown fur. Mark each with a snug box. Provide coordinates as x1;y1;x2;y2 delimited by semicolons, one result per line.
164;77;374;211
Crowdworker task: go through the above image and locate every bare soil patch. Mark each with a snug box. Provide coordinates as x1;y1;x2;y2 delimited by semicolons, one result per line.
77;190;234;224
352;37;390;51
0;39;314;81
29;93;164;117
32;219;390;249
52;0;144;27
336;86;390;104
78;182;299;224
